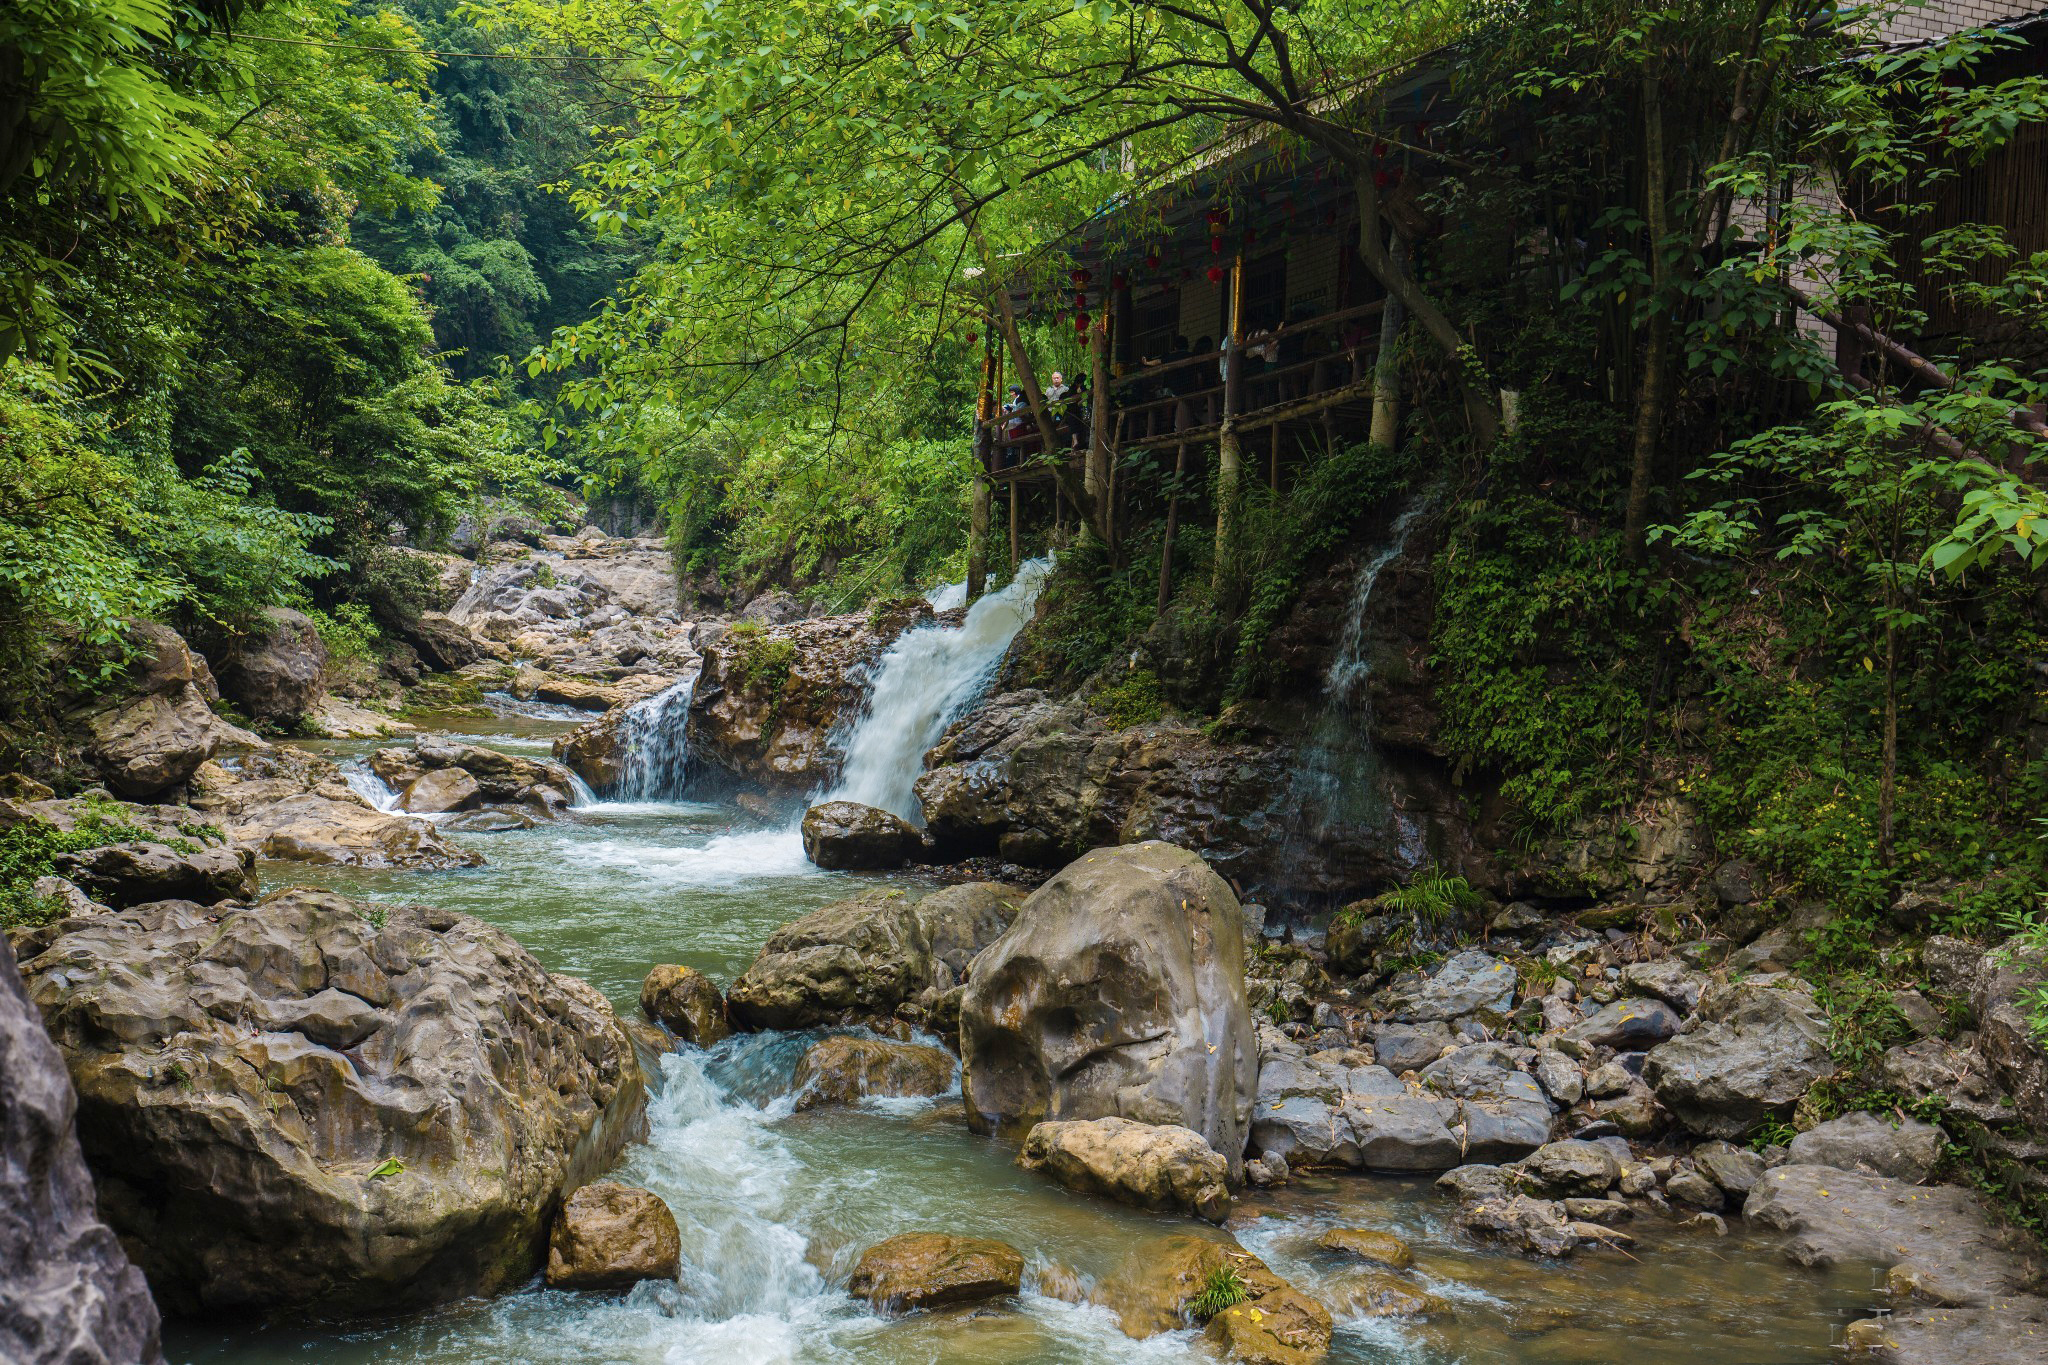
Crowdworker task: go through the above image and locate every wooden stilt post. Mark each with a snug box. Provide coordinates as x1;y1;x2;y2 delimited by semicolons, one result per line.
1213;253;1246;594
968;323;996;601
1009;480;1020;573
1370;232;1409;449
1269;422;1281;491
1087;315;1112;549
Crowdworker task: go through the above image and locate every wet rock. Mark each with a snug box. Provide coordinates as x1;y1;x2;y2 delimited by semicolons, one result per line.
1326;1271;1451;1319
544;1183;681;1293
1204;1286;1334;1365
639;964;730;1046
1784;1111;1943;1184
793;1036;955;1109
1017;1116;1231;1223
1665;1169;1724;1210
213;608;328;726
1879;1037;2013;1125
1456;1193;1578;1257
1618;959;1709;1014
1532;1050;1584;1106
53;841;255;909
1245;1151;1290;1187
233;794;481;869
1384;950;1517;1023
1642;976;1832;1138
728;889;928;1030
400;768;480;814
912;882;1023;991
845;1233;1023;1313
1565;998;1681;1050
960;843;1258;1175
0;937;165;1365
913;760;1011;856
303;697;413;740
1316;1228;1412;1270
1103;1233;1276;1337
18;889;645;1315
800;800;924;871
1692;1141;1766;1196
80;624;250;799
1420;1044;1554;1162
1562;1197;1632;1225
378;739;580;812
1438;1163;1517;1202
1516;1141;1620;1197
1249;1033;1461;1171
1368;1020;1454;1073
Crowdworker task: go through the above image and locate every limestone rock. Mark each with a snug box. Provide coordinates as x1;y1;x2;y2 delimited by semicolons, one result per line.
1250;1033;1461;1172
1531;1050;1584;1106
1316;1228;1412;1270
844;1233;1023;1313
1103;1233;1274;1338
0;937;164;1365
233;794;480;869
639;964;730;1046
1642;976;1832;1137
1564;998;1682;1050
1879;1037;2013;1125
18;889;645;1315
912;760;1011;856
1516;1141;1620;1197
213;607;328;726
1693;1141;1766;1196
727;889;928;1030
1420;1043;1554;1162
1325;1271;1451;1319
800;800;925;871
1619;959;1709;1014
53;841;255;909
1017;1116;1231;1223
400;611;492;672
81;624;247;798
792;1036;954;1109
400;768;480;814
1384;950;1517;1023
1368;1020;1455;1073
1204;1285;1335;1365
1785;1111;1943;1184
960;843;1258;1173
544;1183;681;1293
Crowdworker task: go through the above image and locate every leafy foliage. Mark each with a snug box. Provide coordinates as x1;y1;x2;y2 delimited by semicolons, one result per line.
1188;1264;1250;1322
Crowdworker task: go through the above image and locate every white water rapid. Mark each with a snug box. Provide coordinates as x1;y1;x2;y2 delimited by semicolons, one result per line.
824;558;1051;819
609;673;699;802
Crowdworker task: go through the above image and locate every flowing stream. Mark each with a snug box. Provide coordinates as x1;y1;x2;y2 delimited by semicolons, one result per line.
166;597;1883;1364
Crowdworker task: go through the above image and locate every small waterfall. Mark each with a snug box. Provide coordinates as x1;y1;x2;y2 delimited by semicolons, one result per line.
925;577;968;612
341;760;401;812
825;558;1051;820
1294;502;1430;845
610;675;697;802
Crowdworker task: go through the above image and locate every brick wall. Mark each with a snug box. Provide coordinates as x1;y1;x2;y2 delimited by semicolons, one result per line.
1873;0;2043;47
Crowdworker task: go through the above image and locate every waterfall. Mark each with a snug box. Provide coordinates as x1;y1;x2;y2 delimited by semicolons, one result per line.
924;578;968;612
609;674;698;802
825;558;1051;820
1294;502;1430;844
341;760;401;813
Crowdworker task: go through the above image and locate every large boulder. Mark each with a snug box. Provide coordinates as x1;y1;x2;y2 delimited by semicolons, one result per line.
844;1233;1023;1313
1384;949;1518;1023
1017;1116;1232;1223
544;1183;681;1293
1101;1232;1329;1362
1642;975;1832;1137
213;607;328;726
959;843;1259;1173
0;938;164;1365
640;964;730;1046
399;612;492;671
725;883;1021;1032
1784;1110;1944;1184
18;889;645;1315
1418;1043;1554;1161
53;841;256;909
1249;1033;1462;1172
800;800;924;870
230;794;482;869
79;624;250;799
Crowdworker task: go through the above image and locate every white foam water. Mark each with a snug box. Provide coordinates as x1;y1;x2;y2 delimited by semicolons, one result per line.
825;558;1051;820
340;760;401;813
608;674;698;801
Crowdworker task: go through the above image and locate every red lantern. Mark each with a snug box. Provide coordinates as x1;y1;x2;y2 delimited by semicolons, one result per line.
1069;268;1093;286
1111;273;1128;290
1206;265;1224;283
1074;291;1089;309
967;330;978;344
1210;234;1224;254
1144;252;1160;270
1204;207;1227;226
1074;311;1091;332
1373;140;1387;158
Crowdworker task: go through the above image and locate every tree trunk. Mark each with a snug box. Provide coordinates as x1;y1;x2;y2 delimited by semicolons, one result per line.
1087;318;1112;546
1213;256;1245;595
1158;441;1186;615
968;451;991;602
1624;65;1672;562
1369;230;1410;448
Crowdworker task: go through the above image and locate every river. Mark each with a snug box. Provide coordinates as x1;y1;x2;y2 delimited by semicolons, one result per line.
162;610;1883;1364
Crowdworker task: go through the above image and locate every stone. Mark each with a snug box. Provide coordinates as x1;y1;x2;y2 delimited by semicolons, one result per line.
213;608;328;726
1890;989;1945;1038
792;1036;955;1109
1784;1111;1944;1184
1711;858;1759;906
544;1183;681;1293
1583;1061;1633;1098
1316;1228;1412;1270
1879;1037;2013;1125
400;612;491;671
1618;959;1709;1013
1572;1083;1665;1137
1490;901;1547;935
399;767;481;814
231;794;480;869
1326;1270;1450;1319
1517;1141;1620;1197
1384;949;1517;1022
1204;1285;1334;1365
1250;1035;1462;1172
1420;1044;1554;1162
911;882;1023;990
1102;1233;1280;1338
18;888;645;1315
1532;1050;1584;1106
1437;1163;1517;1202
1665;1169;1724;1209
844;1233;1023;1313
799;800;925;870
727;889;928;1030
1642;976;1833;1138
913;760;1011;856
1562;1197;1632;1224
1017;1116;1231;1223
1244;1151;1290;1187
53;841;256;909
1693;1141;1766;1196
960;843;1258;1175
639;964;730;1046
1368;1020;1454;1073
0;936;165;1365
85;680;227;799
1456;1194;1578;1257
1565;998;1682;1049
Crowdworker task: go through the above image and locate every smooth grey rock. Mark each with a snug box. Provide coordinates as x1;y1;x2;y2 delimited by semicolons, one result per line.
1566;998;1682;1049
1665;1169;1724;1209
1532;1050;1584;1106
1385;950;1517;1022
1619;959;1709;1014
1369;1020;1455;1073
1784;1111;1943;1185
1517;1140;1620;1197
1693;1141;1766;1195
0;937;165;1365
1422;1044;1554;1162
1250;1040;1463;1172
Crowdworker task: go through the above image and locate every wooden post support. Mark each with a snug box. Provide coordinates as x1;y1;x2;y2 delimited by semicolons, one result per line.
1370;231;1409;449
1009;480;1020;573
1087;315;1112;547
1269;422;1281;491
967;323;996;601
1213;254;1246;594
1158;441;1186;615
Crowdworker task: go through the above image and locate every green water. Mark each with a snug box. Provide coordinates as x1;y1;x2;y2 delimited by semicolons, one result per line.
163;717;1883;1363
